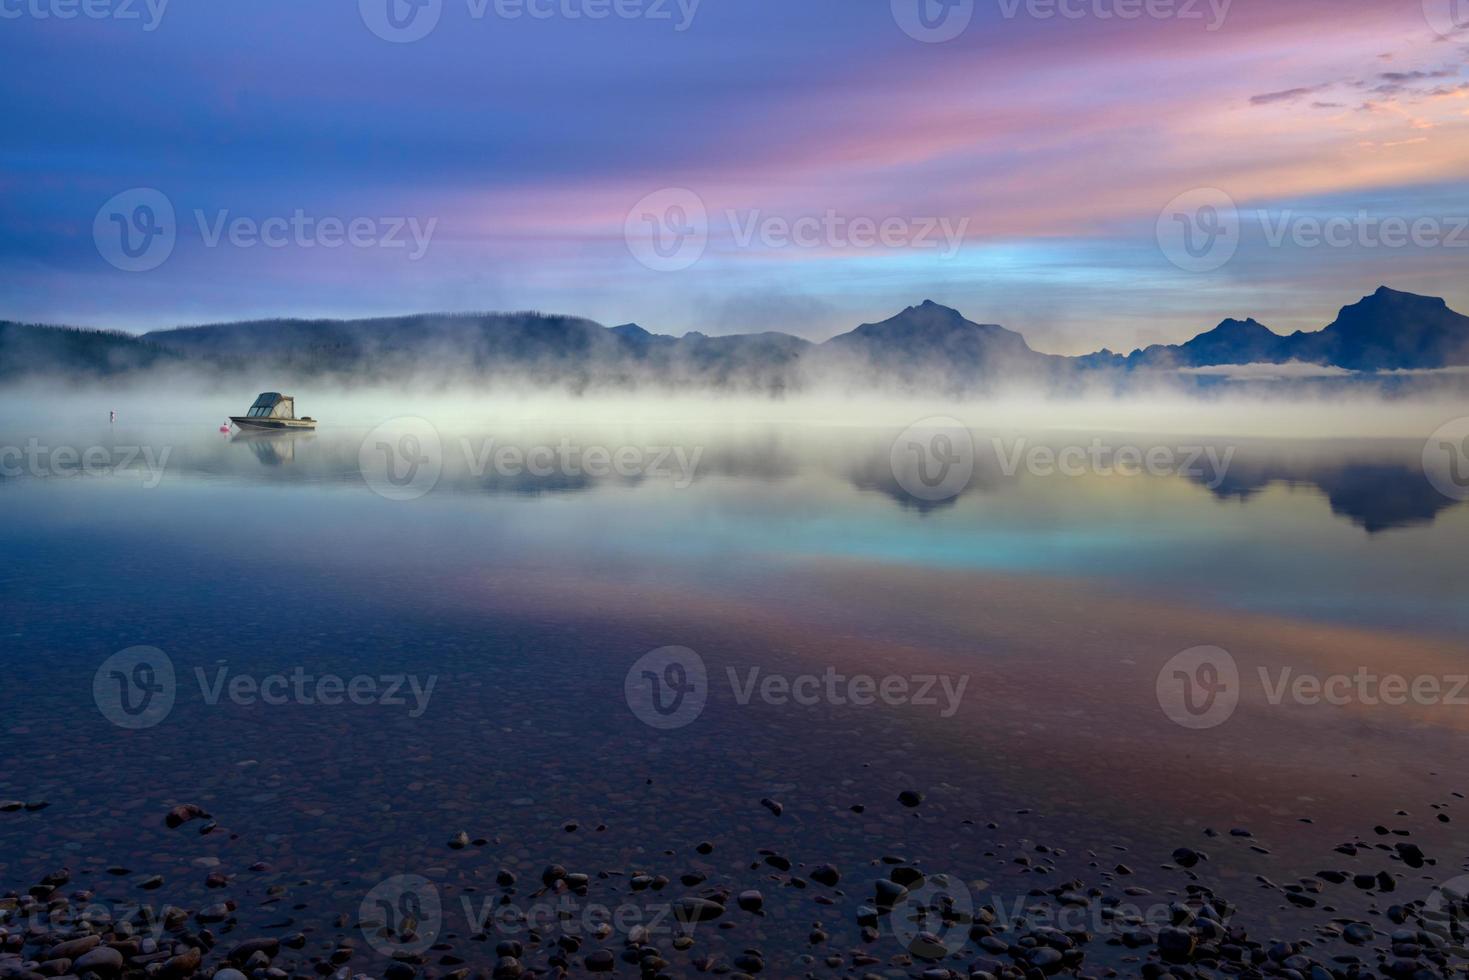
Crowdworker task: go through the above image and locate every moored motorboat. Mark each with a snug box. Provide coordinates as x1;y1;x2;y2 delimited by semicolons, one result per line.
229;392;317;430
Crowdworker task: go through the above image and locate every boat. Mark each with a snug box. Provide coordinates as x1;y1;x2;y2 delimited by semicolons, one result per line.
229;393;317;430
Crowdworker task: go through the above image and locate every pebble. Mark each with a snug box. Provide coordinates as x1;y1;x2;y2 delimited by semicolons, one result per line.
674;897;726;923
72;947;124;974
874;879;907;909
159;948;201;980
46;937;101;960
164;804;210;829
810;864;840;887
1171;847;1202;868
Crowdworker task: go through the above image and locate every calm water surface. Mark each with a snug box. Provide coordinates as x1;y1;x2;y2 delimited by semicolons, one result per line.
1;417;1467;976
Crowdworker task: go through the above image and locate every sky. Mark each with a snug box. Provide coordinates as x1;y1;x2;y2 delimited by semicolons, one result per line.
2;0;1468;354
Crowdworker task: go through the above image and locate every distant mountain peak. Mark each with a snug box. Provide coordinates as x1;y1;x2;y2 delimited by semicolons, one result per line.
1207;317;1274;336
1126;315;1285;368
820;300;1040;386
1363;284;1448;307
861;300;997;335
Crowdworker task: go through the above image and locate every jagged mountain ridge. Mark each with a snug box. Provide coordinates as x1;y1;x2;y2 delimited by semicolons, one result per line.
2;286;1466;390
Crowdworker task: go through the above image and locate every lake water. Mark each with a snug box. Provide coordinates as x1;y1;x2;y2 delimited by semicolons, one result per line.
2;409;1468;976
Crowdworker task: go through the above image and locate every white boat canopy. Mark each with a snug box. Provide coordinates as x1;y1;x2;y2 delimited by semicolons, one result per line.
243;392;296;420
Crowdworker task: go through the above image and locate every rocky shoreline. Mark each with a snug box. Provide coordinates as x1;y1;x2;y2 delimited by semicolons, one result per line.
4;797;1467;980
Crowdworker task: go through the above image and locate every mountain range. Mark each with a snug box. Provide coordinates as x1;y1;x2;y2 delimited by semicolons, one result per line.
2;286;1466;393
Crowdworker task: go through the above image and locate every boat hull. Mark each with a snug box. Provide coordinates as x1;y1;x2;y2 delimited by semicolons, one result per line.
229;417;317;430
